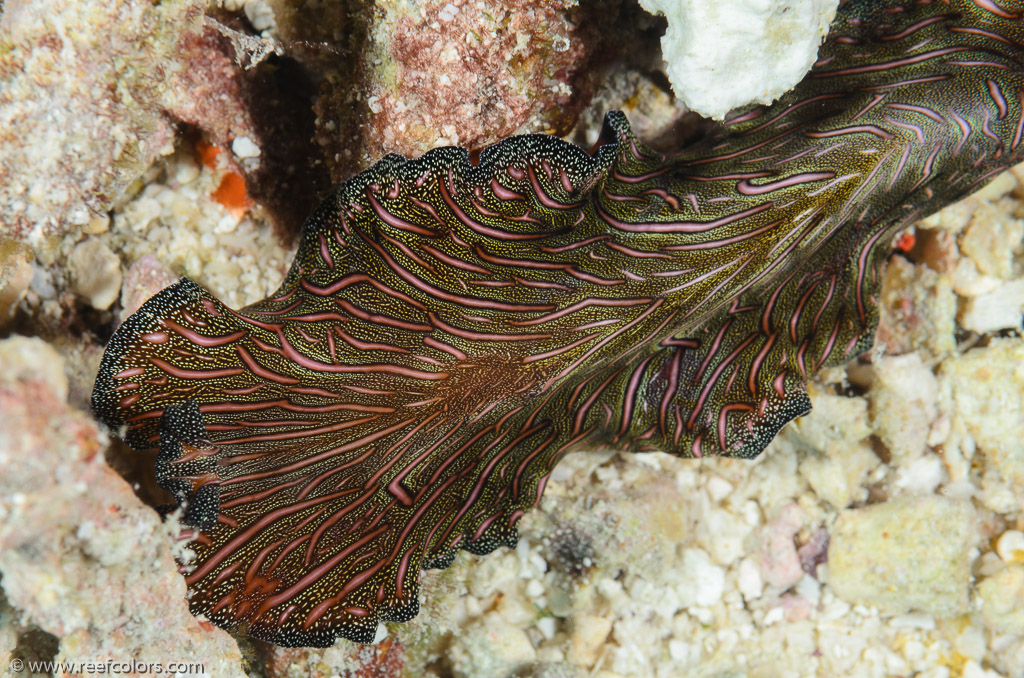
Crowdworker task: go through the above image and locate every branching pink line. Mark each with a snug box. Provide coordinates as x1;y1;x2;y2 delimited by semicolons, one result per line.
361;231;554;313
366;190;434;236
523;332;600;364
277;329;446;381
550;300;663;383
420;243;490;275
428;313;550;342
334;328;409;354
437;179;548;241
162;319;245;347
688;333;758;431
509;298;651;327
149;357;244;380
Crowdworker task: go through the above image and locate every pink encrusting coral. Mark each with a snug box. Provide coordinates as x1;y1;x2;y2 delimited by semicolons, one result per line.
0;337;244;673
317;0;594;176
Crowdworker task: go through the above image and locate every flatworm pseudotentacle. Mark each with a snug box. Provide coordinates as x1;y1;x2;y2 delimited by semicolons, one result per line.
93;0;1024;647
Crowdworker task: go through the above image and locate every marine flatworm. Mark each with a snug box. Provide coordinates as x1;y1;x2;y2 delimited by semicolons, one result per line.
93;0;1024;647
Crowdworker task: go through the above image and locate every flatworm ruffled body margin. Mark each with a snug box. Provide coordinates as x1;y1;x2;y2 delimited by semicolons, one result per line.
93;0;1024;647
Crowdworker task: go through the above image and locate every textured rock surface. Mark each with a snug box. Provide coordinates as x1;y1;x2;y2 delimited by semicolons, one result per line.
448;614;536;678
119;255;180;321
0;336;244;674
827;496;978;617
314;0;597;178
68;239;122;311
260;637;406;678
938;339;1024;508
978;564;1024;636
0;0;204;246
104;148;294;310
788;388;878;509
0;247;33;326
0;0;304;250
870;354;939;466
876;255;957;358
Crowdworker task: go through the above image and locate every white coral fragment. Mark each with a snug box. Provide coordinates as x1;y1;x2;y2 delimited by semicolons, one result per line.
638;0;839;119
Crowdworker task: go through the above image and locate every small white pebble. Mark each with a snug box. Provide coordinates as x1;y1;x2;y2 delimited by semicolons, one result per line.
634;453;661;469
214;214;240;234
372;622;389;644
231;136;262;158
76;521;96;540
705;475;733;503
975;552;1005;578
741;500;761;526
595;577;624;600
889;612;936;630
996;530;1024;563
737;558;763;601
795;574;821;604
438;2;459;21
961;659;1003;678
762;606;785;626
535;616;556;640
956;625;987;663
84;214;110;234
243;0;277;32
894;455;945;494
172;157;200;185
689;606;713;625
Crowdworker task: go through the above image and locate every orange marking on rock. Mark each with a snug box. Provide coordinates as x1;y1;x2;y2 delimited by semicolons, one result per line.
895;232;916;252
213;171;252;218
196;138;223;170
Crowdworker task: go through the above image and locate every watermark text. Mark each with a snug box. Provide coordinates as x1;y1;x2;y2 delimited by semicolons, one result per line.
10;658;205;675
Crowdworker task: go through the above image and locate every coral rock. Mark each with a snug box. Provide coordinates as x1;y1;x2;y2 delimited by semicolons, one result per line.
869;354;939;466
938;339;1024;509
69;239;122;311
638;0;839;119
120;255;180;321
754;504;805;590
449;614;537;678
0;0;205;247
827;496;978;617
876;256;956;358
318;0;594;177
977;565;1024;635
0;248;33;325
0;336;243;673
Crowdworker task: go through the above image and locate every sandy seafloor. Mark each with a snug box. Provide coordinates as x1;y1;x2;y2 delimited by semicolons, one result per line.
2;2;1024;678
